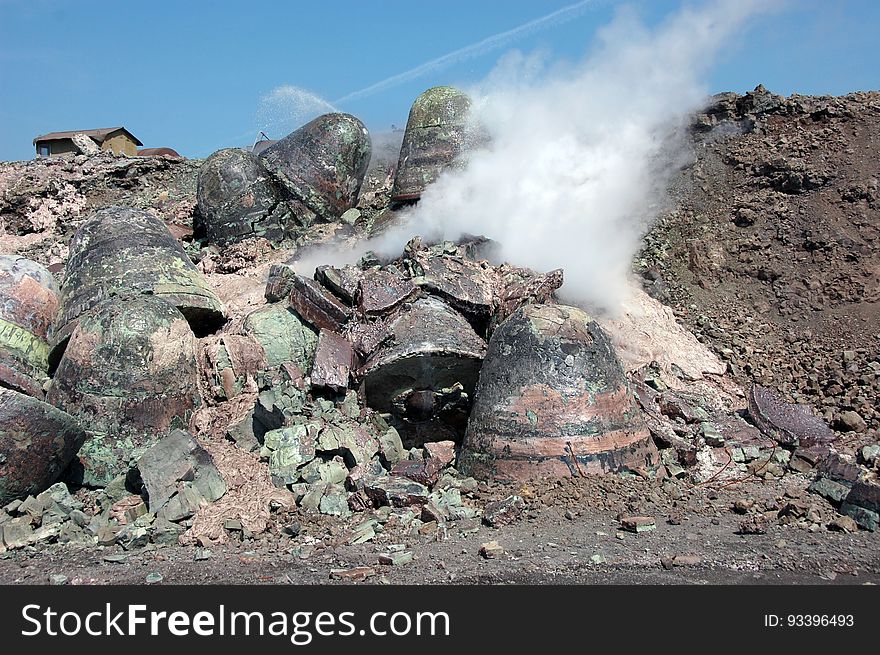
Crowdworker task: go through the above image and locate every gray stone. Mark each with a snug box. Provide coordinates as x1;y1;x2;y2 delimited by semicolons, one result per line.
117;525;149;550
263;425;317;486
299;486;324;513
858;444;880;467
701;422;725;447
299;458;348;485
319;484;352;518
159;485;205;522
809;477;852;504
840;503;878;531
378;428;405;466
137;429;226;516
0;516;34;549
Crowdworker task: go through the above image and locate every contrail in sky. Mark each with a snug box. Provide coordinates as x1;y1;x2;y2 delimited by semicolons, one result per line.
332;0;596;105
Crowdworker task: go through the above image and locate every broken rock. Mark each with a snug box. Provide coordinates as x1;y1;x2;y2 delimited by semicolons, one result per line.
48;296;201;488
287;273;351;332
364;476;429;508
460;304;657;481
0;388;87;505
748;385;836;447
361;296;486;415
310;329;353;392
0;255;59;397
137;429;226;517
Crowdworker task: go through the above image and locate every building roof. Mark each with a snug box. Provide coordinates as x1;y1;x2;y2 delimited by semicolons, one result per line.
33;127;143;146
137;147;181;158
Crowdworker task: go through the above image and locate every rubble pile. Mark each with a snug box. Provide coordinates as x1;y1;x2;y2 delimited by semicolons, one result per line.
1;86;879;572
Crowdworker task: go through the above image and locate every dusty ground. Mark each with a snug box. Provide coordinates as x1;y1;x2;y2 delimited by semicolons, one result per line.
2;474;878;585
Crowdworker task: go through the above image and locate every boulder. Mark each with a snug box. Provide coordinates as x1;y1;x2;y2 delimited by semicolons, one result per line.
459;304;657;481
196;148;290;245
391;86;473;202
51;206;225;363
0;388;87;505
360;296;486;415
259;113;371;221
47;296;201;487
0;255;59;396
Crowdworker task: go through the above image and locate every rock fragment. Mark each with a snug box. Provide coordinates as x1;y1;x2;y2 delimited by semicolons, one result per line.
748;385;837;447
0;388;87;505
287;274;351;332
0;255;59;396
310;329;353;392
136;429;226;519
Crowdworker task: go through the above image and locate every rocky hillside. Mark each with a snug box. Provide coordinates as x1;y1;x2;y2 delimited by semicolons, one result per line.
640;86;880;446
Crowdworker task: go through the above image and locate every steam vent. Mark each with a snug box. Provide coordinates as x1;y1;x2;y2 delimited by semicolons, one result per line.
50;206;226;362
259;112;372;221
196;148;288;246
47;295;201;487
391;86;472;202
0;388;87;505
459;304;658;481
0;255;59;397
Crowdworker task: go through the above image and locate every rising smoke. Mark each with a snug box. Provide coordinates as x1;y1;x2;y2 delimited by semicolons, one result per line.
298;0;773;313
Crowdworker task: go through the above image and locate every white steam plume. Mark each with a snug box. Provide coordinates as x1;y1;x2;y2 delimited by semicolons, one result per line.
298;0;771;313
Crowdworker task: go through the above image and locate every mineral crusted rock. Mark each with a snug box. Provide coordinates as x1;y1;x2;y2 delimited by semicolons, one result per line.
242;303;317;371
259;113;371;221
47;295;201;487
196;148;290;245
136;429;226;518
357;268;418;315
459;304;658;481
360;296;486;414
408;248;495;320
391;86;473;202
310;329;353;392
287;273;352;332
363;475;429;508
315;264;362;305
748;384;837;447
0;387;86;505
0;255;59;396
51;206;225;362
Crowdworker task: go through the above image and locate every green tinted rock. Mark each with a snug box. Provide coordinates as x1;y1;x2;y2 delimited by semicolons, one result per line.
243;304;317;371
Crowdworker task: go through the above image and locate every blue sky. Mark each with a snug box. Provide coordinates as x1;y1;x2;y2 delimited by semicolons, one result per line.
0;0;878;161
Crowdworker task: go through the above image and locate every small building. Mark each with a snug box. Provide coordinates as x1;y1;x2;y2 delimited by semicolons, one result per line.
33;127;143;158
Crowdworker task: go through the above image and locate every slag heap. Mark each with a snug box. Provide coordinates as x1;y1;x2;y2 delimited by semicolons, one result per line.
2;90;872;552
